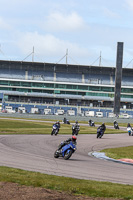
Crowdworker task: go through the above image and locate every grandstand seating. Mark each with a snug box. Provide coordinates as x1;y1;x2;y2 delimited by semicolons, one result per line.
56;72;82;83
0;69;25;79
28;70;54;81
122;76;133;86
1;67;133;88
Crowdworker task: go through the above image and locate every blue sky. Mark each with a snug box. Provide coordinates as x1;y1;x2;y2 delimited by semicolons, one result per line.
0;0;133;67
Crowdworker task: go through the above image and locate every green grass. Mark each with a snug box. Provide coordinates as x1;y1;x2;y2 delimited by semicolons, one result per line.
101;146;133;160
0;118;126;135
0;166;133;199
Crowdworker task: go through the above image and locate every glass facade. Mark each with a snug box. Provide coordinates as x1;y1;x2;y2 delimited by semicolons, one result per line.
0;80;133;100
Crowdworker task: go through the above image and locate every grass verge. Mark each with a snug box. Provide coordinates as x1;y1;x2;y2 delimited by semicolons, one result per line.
0;166;133;199
101;146;133;160
0;118;126;135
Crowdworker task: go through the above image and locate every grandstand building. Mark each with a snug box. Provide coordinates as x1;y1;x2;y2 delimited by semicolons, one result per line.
0;59;133;116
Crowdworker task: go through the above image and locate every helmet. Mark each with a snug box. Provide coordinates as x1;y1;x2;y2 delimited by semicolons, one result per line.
114;120;116;122
102;123;105;126
72;135;77;142
75;120;78;124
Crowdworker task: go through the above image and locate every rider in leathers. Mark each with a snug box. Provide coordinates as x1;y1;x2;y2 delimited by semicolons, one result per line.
72;121;80;135
58;136;77;150
98;123;106;136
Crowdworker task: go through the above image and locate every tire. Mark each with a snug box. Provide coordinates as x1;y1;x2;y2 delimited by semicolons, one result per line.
55;130;58;136
75;130;78;136
54;149;60;158
51;131;53;135
64;149;73;160
97;132;100;138
72;130;75;135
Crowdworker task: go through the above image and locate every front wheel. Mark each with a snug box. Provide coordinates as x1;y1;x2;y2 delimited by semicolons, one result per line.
97;132;100;138
54;149;60;158
55;130;58;135
75;130;79;135
72;130;75;135
64;149;73;160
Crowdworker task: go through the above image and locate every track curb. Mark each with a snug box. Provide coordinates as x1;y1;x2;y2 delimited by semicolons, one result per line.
89;151;133;166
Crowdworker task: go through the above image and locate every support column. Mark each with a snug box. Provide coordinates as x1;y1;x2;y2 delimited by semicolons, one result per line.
114;42;124;115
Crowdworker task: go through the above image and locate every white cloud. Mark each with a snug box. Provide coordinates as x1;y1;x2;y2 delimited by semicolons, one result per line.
103;8;120;19
125;0;133;10
0;17;11;30
44;11;86;32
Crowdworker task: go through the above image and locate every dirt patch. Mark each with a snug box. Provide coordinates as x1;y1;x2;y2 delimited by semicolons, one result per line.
0;182;123;200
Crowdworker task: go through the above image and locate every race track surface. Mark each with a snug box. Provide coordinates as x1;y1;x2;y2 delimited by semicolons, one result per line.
0;133;133;185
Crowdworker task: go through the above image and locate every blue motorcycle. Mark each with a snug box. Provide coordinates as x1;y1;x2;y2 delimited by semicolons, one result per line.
54;141;76;160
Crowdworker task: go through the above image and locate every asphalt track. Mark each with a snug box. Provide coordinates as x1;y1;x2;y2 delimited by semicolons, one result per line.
0;129;133;185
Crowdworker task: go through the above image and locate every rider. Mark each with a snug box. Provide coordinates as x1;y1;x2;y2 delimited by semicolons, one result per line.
89;119;92;126
63;117;67;124
127;123;132;129
72;120;80;134
74;120;80;129
98;123;106;133
58;136;77;150
57;121;60;128
114;120;117;126
114;120;119;129
52;121;60;131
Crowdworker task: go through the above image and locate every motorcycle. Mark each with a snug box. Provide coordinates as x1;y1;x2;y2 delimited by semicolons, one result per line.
54;141;76;160
89;121;95;127
66;120;70;124
63;118;70;124
72;125;80;135
97;127;104;138
114;123;119;129
127;127;133;136
51;124;59;136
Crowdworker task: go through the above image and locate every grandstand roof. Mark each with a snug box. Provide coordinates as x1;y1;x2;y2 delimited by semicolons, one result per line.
0;59;133;76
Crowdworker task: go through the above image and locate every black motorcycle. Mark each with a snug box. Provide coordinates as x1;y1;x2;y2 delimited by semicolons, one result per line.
66;120;70;124
89;121;95;127
72;125;80;135
63;118;70;124
114;123;119;129
97;127;104;138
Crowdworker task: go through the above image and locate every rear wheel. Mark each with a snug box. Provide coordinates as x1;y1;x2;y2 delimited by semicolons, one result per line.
64;149;73;160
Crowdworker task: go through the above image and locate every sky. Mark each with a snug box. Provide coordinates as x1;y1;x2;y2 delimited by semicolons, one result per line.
0;0;133;67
